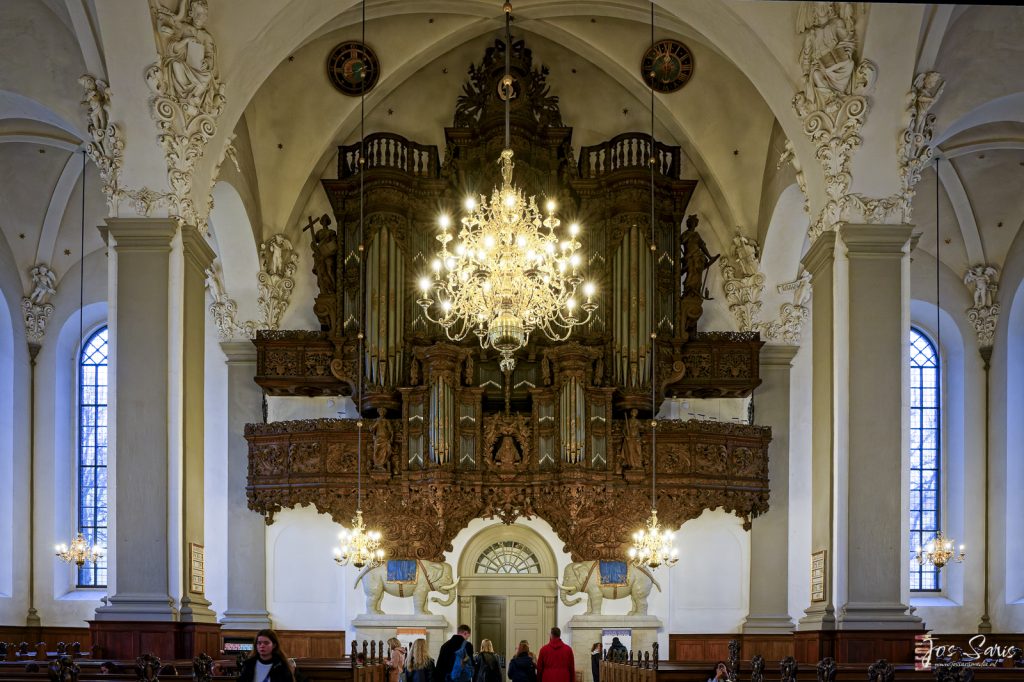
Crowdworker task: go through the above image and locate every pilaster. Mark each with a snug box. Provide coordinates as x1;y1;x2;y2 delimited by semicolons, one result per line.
95;218;178;621
218;341;272;630
744;344;799;635
179;226;217;622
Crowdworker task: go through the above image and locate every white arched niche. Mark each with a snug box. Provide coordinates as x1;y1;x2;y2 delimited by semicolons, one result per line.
907;301;977;630
209;180;261;323
1005;275;1024;607
760;183;810;313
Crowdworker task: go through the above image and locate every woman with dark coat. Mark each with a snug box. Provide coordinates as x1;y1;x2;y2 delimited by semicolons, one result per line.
507;640;536;682
238;629;295;682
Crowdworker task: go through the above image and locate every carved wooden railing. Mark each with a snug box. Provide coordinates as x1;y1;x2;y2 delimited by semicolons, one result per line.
338;132;440;179
659;332;764;399
579;133;682;179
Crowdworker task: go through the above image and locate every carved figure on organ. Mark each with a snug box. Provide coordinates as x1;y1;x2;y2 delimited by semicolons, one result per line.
618;408;644;474
305;214;338;295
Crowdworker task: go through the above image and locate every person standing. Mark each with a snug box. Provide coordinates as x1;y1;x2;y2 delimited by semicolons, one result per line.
435;624;474;682
536;628;574;682
507;641;537;682
589;643;601;682
475;639;502;682
387;637;408;682
408;639;436;682
238;629;295;682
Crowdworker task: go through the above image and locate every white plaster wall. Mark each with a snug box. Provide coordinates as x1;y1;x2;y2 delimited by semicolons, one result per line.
787;339;813;624
0;288;14;602
266;506;349;630
666;509;749;635
203;311;229;619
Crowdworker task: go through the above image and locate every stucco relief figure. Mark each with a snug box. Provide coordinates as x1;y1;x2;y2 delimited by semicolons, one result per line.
304;214;338;295
260;234;289;277
354;559;460;615
680;215;718;299
618;409;643;474
370;408;394;473
796;3;859;110
558;561;662;615
28;264;56;304
152;0;220;113
964;265;998;309
732;232;760;278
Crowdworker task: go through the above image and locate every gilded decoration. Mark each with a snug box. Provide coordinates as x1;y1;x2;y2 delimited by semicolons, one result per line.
247;36;771;561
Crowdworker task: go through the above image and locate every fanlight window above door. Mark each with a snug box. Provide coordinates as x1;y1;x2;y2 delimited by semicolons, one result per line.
475;541;541;574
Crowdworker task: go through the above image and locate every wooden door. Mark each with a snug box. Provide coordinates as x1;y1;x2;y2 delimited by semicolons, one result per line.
476;596;507;659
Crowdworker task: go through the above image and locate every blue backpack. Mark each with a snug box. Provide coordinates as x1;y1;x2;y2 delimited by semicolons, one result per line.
449;642;474;682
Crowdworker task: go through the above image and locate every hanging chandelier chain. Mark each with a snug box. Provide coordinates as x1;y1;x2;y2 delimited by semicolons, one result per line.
649;0;657;514
504;2;511;150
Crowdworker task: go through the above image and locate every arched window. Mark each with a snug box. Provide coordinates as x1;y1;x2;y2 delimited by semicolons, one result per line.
909;327;940;591
475;541;541;574
78;326;108;587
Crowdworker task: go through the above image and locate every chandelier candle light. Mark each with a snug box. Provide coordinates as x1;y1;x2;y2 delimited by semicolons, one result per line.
628;2;678;570
56;533;103;568
417;1;596;373
334;0;384;571
916;531;965;569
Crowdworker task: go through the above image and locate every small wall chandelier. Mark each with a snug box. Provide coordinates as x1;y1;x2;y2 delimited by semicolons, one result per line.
334;0;384;572
916;531;965;569
55;533;104;568
628;2;678;571
416;1;595;373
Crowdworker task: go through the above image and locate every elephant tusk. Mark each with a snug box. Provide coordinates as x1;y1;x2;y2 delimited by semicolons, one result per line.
557;582;577;594
436;576;461;592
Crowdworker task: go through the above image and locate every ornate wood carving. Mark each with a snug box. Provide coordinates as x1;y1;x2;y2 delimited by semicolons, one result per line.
246;417;770;561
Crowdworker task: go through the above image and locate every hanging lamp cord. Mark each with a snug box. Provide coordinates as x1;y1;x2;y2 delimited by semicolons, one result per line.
935;157;941;357
504;3;512;149
356;0;367;512
79;150;86;354
648;1;657;513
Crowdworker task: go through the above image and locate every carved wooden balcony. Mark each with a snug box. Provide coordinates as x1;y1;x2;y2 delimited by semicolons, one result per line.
338;132;440;179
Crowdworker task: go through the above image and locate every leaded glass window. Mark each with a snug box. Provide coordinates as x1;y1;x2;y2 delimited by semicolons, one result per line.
909;328;940;592
78;326;108;587
475;541;541;574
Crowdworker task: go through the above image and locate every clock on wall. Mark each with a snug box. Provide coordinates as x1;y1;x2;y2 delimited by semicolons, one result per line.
327;41;380;96
641;39;694;93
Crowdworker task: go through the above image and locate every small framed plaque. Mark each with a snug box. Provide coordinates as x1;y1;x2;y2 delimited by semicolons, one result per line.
810;549;827;603
189;543;205;595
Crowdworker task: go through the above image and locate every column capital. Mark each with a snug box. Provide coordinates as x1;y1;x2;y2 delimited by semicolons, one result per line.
839;224;913;256
181;225;217;273
760;344;800;367
101;218;176;251
221;340;257;364
801;231;837;279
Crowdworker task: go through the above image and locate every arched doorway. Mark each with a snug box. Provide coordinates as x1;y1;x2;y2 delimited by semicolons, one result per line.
457;524;558;660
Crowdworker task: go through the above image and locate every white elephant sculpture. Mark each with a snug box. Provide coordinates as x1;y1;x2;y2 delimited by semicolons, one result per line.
354;559;460;615
558;561;661;615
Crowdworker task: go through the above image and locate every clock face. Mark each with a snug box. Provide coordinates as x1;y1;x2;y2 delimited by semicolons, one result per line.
641;39;694;93
327;41;380;96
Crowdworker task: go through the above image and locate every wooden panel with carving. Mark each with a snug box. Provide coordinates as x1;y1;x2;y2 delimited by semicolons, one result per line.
246;418;769;562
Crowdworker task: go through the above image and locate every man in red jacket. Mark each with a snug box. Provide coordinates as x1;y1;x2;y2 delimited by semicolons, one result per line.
537;627;575;682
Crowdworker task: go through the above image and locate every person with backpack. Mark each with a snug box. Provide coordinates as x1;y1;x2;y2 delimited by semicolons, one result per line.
507;640;537;682
406;638;436;682
536;628;574;682
474;639;502;682
434;624;474;682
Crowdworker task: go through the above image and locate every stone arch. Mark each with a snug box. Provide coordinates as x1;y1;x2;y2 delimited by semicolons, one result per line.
458;523;559;579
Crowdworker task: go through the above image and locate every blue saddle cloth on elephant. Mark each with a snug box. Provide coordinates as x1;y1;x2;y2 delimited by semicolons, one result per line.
599;560;627;586
387;559;417;583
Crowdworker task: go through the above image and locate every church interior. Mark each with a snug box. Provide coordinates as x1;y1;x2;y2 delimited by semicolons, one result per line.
1;0;1023;680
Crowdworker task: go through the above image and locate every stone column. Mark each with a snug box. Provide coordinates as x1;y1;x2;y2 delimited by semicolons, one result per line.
835;224;920;629
179;226;217;622
219;340;272;629
798;232;838;631
743;344;799;635
95;219;177;621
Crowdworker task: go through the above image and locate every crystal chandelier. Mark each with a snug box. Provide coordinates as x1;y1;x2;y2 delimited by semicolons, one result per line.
334;0;384;572
417;1;596;373
628;3;678;570
55;533;104;568
916;531;965;569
